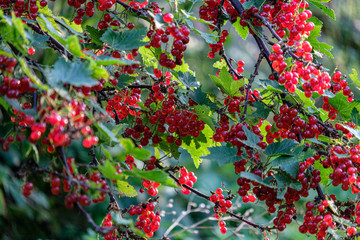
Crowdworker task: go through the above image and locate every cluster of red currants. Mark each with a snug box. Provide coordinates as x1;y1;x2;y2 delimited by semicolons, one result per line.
0;0;47;19
142;179;160;197
22;182;34;197
178;168;197;195
266;105;322;142
145;22;190;68
106;88;142;120
129;201;161;238
209;188;232;234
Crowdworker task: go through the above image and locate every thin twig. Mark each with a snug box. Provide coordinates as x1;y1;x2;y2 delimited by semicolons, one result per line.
27;23;74;60
76;202;115;235
241;54;264;121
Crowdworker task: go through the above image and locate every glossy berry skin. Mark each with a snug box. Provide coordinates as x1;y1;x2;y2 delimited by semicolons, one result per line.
163;13;174;23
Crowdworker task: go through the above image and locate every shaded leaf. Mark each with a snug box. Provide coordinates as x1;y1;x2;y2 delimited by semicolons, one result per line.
189;87;216;109
351;108;360;126
201;145;238;166
178;71;199;88
100;28;147;51
239;172;273;188
194;105;215;131
249;101;271;120
46;58;98;87
95;123;119;143
259;79;285;93
85;26;105;45
240;126;261;150
264;139;299;156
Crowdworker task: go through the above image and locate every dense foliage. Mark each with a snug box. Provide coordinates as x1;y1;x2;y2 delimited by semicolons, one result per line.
1;0;360;239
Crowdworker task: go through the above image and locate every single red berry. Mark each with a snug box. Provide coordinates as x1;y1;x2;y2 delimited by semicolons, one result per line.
163;13;174;23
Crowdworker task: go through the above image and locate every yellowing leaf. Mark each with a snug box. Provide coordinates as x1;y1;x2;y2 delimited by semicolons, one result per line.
117;180;137;197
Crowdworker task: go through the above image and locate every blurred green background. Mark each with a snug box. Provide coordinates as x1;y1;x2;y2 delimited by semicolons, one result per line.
1;0;360;239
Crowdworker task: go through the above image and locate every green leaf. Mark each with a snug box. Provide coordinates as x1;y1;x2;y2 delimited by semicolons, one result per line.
119;138;151;160
123;168;177;188
307;23;333;58
209;68;243;97
0;96;11;112
138;46;158;68
233;17;249;40
0;189;6;216
38;14;63;40
30;144;39;163
308;0;335;20
112;124;128;139
272;147;315;178
213;59;228;69
347;69;360;101
248;102;271;120
272;155;300;179
95;123;120;143
306;138;327;146
117;180;137;197
28;33;49;48
65;35;84;57
100;28;147;51
259;79;286;93
95;55;139;66
177;71;199;88
295;88;316;109
239;172;274;188
85;26;104;45
131;148;152;161
240;126;261;150
334;152;350;159
111;212;132;225
189;87;216;109
46;58;98;87
117;74;136;88
201;145;238;166
182;125;215;168
343;125;360;140
264;139;299;156
351;108;360;126
328;92;360;121
192;28;218;44
194;105;215;131
99;160;123;180
101;145;113;160
173;62;194;74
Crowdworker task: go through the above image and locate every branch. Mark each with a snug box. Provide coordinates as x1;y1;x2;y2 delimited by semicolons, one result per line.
89;146;100;165
76;202;115;235
58;146;72;178
219;48;243;80
155;163;272;232
116;0;150;18
241;53;264;121
27;23;73;60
